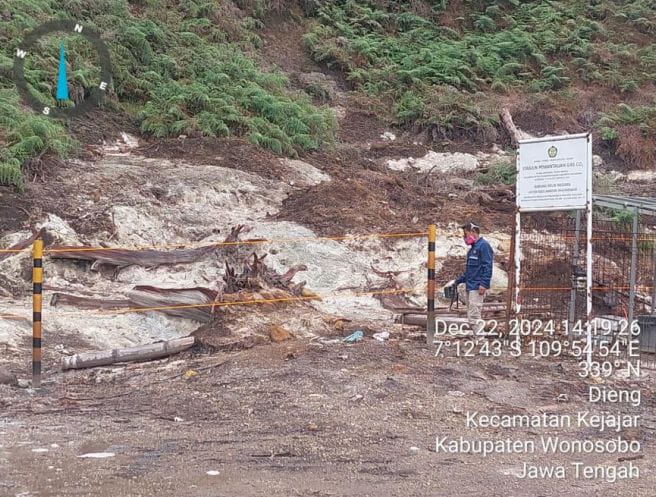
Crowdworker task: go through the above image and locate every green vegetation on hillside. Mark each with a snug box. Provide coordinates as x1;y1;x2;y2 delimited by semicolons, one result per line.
303;0;656;162
0;89;75;190
597;101;656;169
2;0;656;189
0;0;335;187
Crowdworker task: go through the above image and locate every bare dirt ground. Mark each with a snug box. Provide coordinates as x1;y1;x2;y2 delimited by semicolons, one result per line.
1;338;654;497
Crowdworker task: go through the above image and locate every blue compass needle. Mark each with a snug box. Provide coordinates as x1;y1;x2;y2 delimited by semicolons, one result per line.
56;42;69;101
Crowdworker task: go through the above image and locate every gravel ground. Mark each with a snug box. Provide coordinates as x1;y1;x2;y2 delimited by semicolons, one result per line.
1;337;654;497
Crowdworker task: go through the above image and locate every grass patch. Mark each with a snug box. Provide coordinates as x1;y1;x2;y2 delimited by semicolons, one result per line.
475;161;516;186
609;207;637;228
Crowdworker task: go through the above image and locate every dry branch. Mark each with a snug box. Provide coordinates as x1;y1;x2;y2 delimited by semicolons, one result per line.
61;337;195;370
500;108;532;148
127;286;218;322
50;293;130;310
50;252;310;322
49;225;252;269
223;252;307;294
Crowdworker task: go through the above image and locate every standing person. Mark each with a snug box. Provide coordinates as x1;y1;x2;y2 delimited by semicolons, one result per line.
446;222;494;334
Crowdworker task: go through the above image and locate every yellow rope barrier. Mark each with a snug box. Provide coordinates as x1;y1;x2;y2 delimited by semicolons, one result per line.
44;231;428;254
0;288;414;320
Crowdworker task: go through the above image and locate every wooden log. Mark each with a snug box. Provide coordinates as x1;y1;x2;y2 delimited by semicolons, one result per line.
50;292;130;309
396;314;429;327
49;245;217;269
499;108;532;148
49;287;218;322
396;314;470;327
126;285;218;322
61;336;195;370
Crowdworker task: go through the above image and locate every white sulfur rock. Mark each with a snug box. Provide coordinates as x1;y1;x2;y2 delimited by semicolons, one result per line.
387;151;479;174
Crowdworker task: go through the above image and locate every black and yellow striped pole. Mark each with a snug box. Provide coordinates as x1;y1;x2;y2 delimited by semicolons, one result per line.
32;239;43;388
427;224;436;345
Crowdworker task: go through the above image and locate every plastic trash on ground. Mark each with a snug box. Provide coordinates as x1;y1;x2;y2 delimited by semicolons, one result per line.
343;330;364;343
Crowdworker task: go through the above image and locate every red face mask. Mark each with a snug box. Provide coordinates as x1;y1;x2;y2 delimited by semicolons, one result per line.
464;235;476;245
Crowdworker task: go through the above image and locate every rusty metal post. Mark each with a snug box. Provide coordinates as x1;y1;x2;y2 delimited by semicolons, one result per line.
628;207;639;326
505;227;516;337
513;208;522;347
568;210;582;328
32;239;43;388
585;134;593;367
652;244;656;315
427;224;436;345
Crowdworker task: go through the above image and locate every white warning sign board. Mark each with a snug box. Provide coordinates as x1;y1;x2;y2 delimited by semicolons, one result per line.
517;133;591;212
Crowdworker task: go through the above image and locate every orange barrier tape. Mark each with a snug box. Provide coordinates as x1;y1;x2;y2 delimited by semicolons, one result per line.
44;231;428;254
0;288;414;320
518;285;654;292
523;236;656;242
4;232;653;256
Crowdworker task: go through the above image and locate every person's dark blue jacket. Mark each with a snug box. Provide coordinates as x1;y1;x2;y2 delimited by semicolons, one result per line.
455;237;494;292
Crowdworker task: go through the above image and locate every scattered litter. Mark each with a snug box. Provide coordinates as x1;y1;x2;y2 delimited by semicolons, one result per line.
373;331;390;342
448;390;465;397
409;446;420;453
77;452;115;459
338;354;348;360
182;370;198;380
618;454;645;463
343;330;364;343
556;393;569;402
206;470;220;476
351;394;364;402
307;422;319;431
53;344;71;355
50;443;59;448
380;131;396;141
31;448;49;453
174;417;184;423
